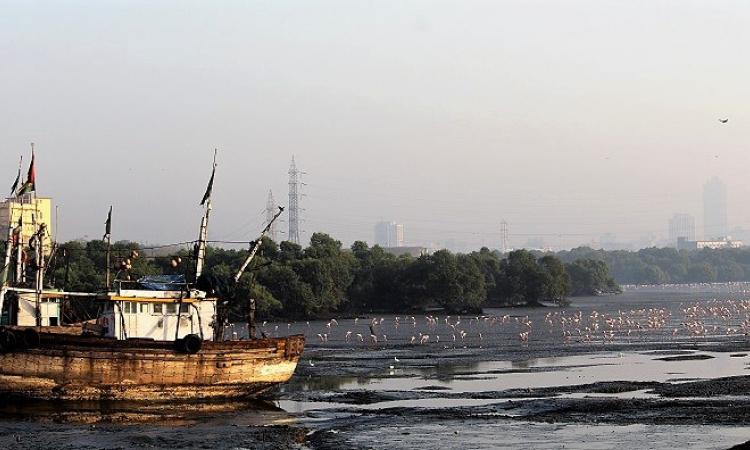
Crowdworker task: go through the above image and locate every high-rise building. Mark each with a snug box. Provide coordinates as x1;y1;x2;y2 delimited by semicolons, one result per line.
668;213;696;244
374;221;404;247
703;177;728;239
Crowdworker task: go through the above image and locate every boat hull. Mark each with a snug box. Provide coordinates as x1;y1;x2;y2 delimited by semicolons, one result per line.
0;330;305;401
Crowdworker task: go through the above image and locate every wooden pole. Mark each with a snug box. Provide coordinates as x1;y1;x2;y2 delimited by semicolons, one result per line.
34;224;46;327
0;221;14;318
234;206;284;283
3;222;12;282
15;214;23;284
194;200;210;280
106;233;112;289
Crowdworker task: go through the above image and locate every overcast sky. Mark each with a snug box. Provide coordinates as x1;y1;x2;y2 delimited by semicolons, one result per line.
2;1;749;250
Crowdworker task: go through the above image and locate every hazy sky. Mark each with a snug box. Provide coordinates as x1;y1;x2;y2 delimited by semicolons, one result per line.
2;1;749;250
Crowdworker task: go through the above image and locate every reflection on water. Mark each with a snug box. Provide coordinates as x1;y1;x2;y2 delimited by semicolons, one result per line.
0;398;290;426
281;350;750;412
511;359;535;369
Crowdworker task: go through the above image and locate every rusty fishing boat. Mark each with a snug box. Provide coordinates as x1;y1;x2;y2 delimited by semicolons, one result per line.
0;154;304;401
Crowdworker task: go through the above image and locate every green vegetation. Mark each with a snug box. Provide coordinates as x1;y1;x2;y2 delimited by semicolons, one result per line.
35;234;619;319
553;246;750;285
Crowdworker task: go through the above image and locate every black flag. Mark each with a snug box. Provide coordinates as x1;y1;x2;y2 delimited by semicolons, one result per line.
200;164;215;206
9;155;21;196
103;206;112;240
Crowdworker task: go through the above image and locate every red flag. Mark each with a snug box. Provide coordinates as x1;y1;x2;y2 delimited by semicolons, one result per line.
26;150;35;185
17;149;35;195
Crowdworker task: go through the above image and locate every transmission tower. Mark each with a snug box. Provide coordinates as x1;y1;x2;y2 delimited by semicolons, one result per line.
500;220;509;253
265;190;278;242
288;157;300;245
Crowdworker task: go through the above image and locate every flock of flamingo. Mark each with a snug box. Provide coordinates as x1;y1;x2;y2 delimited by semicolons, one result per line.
254;299;750;349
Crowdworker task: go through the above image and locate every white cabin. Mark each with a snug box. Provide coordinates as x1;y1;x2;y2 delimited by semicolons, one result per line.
0;278;217;342
98;290;215;341
7;291;62;327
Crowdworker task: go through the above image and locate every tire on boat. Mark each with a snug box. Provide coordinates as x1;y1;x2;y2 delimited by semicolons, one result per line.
179;334;203;354
22;328;40;349
1;330;17;352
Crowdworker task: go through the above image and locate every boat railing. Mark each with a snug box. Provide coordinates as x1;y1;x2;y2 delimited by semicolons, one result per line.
112;279;193;294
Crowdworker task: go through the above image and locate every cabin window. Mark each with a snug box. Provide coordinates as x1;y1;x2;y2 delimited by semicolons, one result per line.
180;303;190;314
139;303;148;313
152;303;163;315
122;302;133;314
165;303;177;315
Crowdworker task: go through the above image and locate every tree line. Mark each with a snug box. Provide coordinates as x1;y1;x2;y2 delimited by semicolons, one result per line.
23;234;619;320
553;246;750;285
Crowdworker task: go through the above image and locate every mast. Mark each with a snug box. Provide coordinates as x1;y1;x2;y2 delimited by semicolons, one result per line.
234;206;284;283
104;206;112;289
34;224;46;327
2;222;12;280
195;150;217;280
194;203;211;279
15;215;23;284
0;220;14;318
234;206;284;340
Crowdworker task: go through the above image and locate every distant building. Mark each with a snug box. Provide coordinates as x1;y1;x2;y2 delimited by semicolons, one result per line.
668;213;696;244
523;237;546;250
382;246;431;257
677;236;743;251
729;227;750;245
0;194;53;250
703;177;728;239
374;221;404;247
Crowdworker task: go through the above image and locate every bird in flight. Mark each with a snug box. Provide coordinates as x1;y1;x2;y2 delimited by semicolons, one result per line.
718;118;729;123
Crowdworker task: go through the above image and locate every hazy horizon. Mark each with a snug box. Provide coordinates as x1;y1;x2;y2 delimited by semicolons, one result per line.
2;1;749;251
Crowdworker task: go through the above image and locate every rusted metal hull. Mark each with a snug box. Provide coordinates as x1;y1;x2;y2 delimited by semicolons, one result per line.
0;330;305;401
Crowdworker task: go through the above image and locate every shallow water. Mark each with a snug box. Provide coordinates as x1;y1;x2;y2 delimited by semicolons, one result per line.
280;350;750;412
